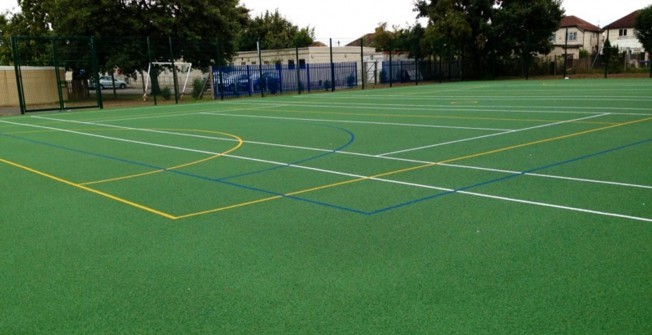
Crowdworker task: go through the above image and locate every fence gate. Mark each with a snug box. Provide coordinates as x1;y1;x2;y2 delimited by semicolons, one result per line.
363;61;378;85
11;36;102;114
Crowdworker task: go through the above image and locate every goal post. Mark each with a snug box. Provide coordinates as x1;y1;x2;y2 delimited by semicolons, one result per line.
143;61;192;100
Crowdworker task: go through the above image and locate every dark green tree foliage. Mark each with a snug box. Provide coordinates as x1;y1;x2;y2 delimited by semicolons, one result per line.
0;0;54;66
0;14;9;64
393;23;427;59
415;0;495;76
415;0;563;78
1;0;247;74
493;0;564;77
372;22;395;52
635;6;652;57
238;9;314;51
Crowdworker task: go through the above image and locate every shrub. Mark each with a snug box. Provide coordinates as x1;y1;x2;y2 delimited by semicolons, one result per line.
346;74;356;87
192;78;204;99
161;86;172;100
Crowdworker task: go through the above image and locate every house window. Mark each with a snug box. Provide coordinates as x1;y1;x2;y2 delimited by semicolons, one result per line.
619;29;628;36
567;32;577;41
299;59;306;69
288;59;295;69
549;33;556;42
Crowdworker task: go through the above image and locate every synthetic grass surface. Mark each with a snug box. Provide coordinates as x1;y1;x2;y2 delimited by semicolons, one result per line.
1;79;651;334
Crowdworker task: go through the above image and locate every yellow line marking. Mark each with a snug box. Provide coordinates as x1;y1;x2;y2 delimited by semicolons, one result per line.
81;129;243;185
176;115;652;219
0;157;178;220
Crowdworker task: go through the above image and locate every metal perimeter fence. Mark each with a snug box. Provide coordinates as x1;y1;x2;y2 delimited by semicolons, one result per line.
6;35;467;114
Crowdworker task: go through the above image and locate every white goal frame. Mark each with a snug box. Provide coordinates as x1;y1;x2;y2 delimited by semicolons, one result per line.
143;62;192;100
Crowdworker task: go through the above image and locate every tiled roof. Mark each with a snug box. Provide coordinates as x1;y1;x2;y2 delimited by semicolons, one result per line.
560;15;601;31
604;10;641;29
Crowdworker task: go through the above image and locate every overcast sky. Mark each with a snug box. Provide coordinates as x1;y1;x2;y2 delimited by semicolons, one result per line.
1;0;650;44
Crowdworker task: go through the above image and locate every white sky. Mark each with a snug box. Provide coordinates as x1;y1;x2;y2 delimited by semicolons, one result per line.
1;0;650;44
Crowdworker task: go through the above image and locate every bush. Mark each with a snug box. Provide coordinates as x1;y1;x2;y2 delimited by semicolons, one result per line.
323;80;331;91
192;78;204;99
161;86;172;100
346;74;356;87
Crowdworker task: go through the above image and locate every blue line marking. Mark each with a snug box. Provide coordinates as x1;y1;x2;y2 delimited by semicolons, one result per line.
368;138;652;215
0;131;367;215
219;124;356;180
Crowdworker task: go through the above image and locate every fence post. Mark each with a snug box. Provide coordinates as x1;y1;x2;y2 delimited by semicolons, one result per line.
307;64;311;93
257;40;264;97
360;39;365;90
168;37;179;104
11;37;26;114
389;48;393;88
90;36;103;109
51;38;65;111
329;38;335;92
296;46;301;94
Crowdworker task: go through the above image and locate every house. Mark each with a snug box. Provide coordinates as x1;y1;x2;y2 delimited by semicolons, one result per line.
603;10;648;65
549;15;601;60
232;46;383;69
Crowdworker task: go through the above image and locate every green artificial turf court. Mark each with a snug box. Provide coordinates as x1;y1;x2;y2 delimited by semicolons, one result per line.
1;78;651;334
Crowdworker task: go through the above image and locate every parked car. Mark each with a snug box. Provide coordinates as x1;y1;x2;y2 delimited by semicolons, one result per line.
220;73;250;92
89;76;128;89
251;72;280;93
217;71;280;93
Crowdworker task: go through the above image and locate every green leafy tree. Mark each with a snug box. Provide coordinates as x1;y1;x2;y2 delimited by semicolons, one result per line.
393;23;427;59
0;13;9;64
492;0;564;78
415;0;495;77
3;0;246;74
238;9;314;51
415;0;563;78
372;22;395;52
0;0;54;66
635;6;652;61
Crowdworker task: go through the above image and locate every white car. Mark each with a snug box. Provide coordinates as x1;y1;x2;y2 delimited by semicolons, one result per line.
90;76;128;89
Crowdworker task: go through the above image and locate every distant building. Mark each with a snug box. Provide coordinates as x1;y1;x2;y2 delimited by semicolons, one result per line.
603;10;645;54
232;46;383;69
550;15;601;59
603;10;648;67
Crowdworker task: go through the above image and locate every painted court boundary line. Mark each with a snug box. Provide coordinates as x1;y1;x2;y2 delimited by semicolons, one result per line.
377;113;611;156
199;112;512;132
2;116;651;222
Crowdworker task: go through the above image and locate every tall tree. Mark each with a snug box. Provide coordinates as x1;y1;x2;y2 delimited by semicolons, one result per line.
415;0;563;78
2;0;247;74
238;9;314;51
635;6;652;64
415;0;495;77
492;0;564;77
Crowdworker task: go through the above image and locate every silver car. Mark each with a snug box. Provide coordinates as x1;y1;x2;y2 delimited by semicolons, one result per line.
90;76;128;89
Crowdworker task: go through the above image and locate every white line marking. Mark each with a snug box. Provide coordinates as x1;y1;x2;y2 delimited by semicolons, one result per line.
440;163;652;190
26;115;652;191
0;119;225;155
2;119;649;223
228;100;652;115
200;111;512;132
456;190;652;223
378;113;611;156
